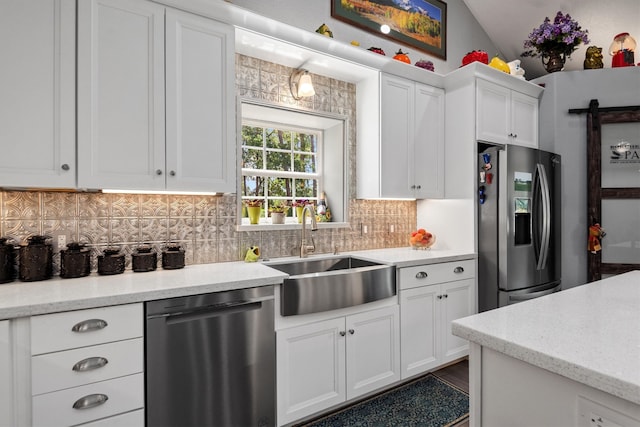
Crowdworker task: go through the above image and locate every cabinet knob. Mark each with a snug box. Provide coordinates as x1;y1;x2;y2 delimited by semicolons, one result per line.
416;185;421;190
437;295;442;299
454;266;464;274
156;169;163;175
513;133;518;138
410;185;416;189
339;331;346;336
71;318;108;333
348;329;355;335
415;271;428;279
443;294;448;298
72;393;109;410
61;163;70;171
169;170;176;176
72;356;109;372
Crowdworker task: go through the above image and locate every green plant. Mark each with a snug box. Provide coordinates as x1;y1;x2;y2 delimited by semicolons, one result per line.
244;199;263;207
269;201;290;213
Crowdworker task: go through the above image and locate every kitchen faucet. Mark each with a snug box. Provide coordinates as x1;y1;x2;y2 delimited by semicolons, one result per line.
300;205;318;258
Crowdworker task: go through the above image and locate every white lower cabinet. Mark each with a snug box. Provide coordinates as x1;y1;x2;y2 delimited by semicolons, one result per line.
0;320;12;426
277;305;400;425
30;303;144;427
400;260;475;379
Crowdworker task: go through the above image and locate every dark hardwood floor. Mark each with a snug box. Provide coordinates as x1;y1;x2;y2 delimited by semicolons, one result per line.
432;359;470;427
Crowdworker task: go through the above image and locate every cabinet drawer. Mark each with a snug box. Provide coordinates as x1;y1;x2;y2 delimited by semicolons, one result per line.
399;260;475;290
32;338;143;395
32;373;144;427
31;304;143;355
79;408;144;427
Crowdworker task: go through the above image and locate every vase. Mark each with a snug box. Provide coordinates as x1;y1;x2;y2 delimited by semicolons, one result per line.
247;206;261;224
542;51;566;73
271;212;285;224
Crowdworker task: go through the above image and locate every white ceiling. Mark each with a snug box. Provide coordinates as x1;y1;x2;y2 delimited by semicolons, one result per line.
462;0;640;79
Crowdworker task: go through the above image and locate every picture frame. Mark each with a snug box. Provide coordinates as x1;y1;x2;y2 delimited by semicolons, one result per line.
331;0;447;59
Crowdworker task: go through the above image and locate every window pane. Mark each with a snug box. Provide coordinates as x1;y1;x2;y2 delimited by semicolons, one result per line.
266;129;290;150
242;126;264;147
601;199;640;264
268;177;293;198
266;150;292;172
242;175;265;198
295;179;318;199
294;153;316;173
294;132;317;152
242;147;263;170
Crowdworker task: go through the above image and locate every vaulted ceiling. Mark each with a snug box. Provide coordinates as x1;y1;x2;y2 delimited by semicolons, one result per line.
462;0;640;79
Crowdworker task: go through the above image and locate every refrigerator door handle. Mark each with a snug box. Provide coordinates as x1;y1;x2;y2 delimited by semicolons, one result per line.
509;283;561;302
535;163;552;270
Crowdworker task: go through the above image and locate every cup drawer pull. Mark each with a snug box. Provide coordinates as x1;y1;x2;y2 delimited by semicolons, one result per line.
72;393;109;410
415;271;428;279
454;266;465;273
71;319;108;333
72;357;109;372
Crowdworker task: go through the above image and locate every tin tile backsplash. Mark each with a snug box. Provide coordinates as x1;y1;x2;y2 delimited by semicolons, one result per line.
0;54;416;273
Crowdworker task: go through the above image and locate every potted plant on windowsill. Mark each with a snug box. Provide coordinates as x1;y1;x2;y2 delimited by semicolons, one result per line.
292;199;312;223
244;199;263;224
269;202;290;224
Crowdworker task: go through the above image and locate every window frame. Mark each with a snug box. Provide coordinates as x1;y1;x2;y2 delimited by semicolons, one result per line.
237;100;350;230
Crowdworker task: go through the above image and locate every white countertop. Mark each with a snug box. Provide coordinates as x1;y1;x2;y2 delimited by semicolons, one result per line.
0;247;476;319
452;270;640;405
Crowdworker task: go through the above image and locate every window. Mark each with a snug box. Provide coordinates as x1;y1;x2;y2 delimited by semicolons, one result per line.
240;102;347;227
242;123;321;222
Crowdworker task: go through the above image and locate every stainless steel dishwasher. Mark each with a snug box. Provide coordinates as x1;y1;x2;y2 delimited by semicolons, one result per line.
145;286;275;427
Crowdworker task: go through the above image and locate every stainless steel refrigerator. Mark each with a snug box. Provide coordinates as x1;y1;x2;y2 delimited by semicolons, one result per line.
478;144;562;312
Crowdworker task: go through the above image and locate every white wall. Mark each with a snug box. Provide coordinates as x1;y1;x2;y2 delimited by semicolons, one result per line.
534;67;640;288
228;0;500;75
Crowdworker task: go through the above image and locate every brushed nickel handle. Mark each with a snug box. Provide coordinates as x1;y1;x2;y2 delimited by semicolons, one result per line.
339;331;346;337
61;163;70;171
156;169;163;175
72;357;109;372
348;329;355;335
72;393;108;410
454;266;464;273
71;319;108;333
415;271;428;279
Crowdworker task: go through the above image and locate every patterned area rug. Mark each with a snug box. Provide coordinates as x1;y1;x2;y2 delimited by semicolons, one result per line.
301;374;469;427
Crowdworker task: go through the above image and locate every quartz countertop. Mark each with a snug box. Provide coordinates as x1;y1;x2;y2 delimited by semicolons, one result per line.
452;270;640;405
0;247;476;319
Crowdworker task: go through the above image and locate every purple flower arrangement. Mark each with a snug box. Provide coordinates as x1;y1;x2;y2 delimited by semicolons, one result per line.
522;11;589;58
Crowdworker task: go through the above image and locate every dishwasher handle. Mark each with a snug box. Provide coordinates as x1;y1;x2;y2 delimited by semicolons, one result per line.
156;296;274;325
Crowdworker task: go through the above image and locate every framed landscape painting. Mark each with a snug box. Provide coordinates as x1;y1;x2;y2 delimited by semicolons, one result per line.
331;0;447;59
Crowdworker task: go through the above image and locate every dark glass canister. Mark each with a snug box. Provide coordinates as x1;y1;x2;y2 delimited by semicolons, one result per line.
19;235;53;282
60;242;91;279
132;244;157;272
0;237;17;284
162;243;185;270
97;246;125;275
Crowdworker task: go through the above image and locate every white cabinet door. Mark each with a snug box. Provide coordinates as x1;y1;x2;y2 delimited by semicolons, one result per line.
0;320;11;426
477;79;539;148
346;305;400;400
165;9;235;192
400;285;439;379
511;91;538;148
277;317;346;426
380;74;414;198
77;0;166;190
414;83;445;198
440;278;474;363
0;0;76;188
476;79;510;145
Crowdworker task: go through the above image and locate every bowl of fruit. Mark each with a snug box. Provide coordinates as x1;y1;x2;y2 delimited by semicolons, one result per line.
410;228;436;250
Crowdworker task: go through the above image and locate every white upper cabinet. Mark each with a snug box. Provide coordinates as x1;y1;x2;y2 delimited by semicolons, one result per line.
0;0;76;188
78;0;235;192
476;79;538;148
359;73;444;199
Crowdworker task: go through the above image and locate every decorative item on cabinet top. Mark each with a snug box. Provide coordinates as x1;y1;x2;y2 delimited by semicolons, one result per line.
521;11;590;73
